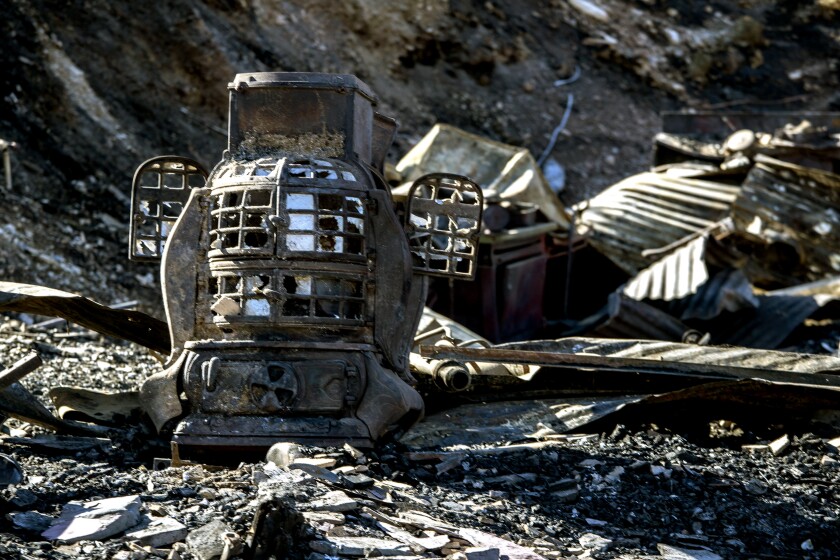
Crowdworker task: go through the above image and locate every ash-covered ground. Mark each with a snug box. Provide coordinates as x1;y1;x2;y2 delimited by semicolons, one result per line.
2;320;840;559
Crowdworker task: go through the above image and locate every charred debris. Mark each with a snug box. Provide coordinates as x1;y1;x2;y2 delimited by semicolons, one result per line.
3;73;840;558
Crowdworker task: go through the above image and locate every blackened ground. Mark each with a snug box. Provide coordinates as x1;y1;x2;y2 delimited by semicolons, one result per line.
1;321;840;559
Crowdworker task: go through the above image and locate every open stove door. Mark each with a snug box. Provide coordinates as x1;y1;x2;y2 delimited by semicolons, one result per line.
129;156;208;262
404;173;483;280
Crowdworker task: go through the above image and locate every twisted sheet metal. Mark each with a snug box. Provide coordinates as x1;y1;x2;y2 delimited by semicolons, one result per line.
705;293;823;349
702;278;840;349
579;172;741;274
625;249;759;322
588;293;694;342
732;155;840;281
521;338;840;374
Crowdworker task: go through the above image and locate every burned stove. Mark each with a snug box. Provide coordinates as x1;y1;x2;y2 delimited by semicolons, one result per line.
129;73;482;456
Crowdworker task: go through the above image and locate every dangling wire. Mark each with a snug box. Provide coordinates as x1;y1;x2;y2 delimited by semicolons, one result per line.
536;93;575;167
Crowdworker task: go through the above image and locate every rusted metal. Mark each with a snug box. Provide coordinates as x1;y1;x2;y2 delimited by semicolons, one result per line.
0;380;109;436
429;223;555;342
410;307;535;393
420;338;840;389
129;156;208;261
134;73;482;455
49;387;141;425
703;292;826;349
31;299;140;331
655;112;840;171
395;123;570;227
405;173;483;279
572;292;699;343
623;230;759;321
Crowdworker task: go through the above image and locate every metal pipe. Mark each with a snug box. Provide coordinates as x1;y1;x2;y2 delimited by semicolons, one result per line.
409;352;472;392
434;361;472;392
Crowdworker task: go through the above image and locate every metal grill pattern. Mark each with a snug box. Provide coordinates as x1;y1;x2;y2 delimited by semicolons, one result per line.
130;157;207;261
208;268;366;325
209;187;274;256
281;191;366;256
405;173;483;279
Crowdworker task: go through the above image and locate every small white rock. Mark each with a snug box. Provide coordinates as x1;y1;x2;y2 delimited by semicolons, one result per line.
568;0;610;22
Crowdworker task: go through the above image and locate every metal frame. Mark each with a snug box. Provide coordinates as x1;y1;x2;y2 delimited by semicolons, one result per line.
129;156;208;262
405;173;483;279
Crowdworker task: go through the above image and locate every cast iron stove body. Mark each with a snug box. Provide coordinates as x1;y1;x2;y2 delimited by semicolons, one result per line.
129;73;482;455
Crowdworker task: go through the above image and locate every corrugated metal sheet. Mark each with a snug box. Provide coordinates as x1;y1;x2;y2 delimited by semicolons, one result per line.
622;235;710;302
422;338;840;389
625;257;758;321
579;171;741;274
623;237;840;348
732;155;840;282
588;293;694;342
706;293;823;349
702;278;840;349
668;268;758;321
534;338;840;374
620;225;759;321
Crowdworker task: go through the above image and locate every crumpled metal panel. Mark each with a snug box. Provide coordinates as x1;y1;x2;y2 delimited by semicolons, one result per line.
622;227;840;347
732;155;840;282
704;293;824;349
579;171;741;274
656;111;840;171
664;268;758;322
699;278;840;349
396;124;570;227
585;293;697;342
400;378;840;448
623;236;759;321
623;234;711;302
512;338;840;376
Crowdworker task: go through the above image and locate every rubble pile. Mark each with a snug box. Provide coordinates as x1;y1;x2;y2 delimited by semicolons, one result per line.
3;111;840;558
570;115;840;352
2;315;840;559
3;107;840;558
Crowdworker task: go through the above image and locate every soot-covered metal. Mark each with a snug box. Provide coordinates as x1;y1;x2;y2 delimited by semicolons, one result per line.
130;73;483;457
